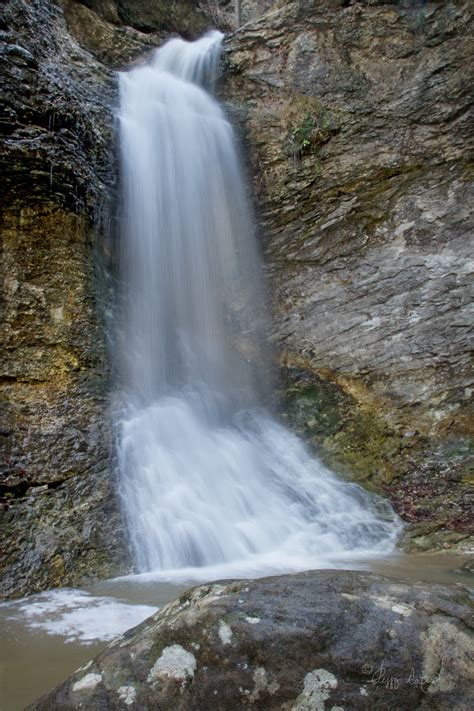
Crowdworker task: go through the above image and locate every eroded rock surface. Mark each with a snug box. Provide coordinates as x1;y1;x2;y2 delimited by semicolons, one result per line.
29;570;474;710
58;1;279;68
58;0;208;67
0;0;127;598
222;0;473;547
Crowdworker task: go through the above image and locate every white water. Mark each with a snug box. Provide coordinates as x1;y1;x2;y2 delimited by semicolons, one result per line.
117;32;400;580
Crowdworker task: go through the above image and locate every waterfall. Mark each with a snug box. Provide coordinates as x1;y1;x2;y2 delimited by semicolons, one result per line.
117;32;400;580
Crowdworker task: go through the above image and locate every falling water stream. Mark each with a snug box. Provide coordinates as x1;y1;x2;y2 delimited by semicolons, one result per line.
2;32;471;711
116;31;400;580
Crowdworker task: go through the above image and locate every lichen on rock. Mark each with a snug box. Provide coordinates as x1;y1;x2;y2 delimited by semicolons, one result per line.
28;571;474;710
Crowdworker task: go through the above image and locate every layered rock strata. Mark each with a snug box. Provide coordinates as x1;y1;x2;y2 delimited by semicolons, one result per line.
222;0;473;549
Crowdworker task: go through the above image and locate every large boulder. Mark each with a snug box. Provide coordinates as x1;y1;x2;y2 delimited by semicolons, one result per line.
29;570;473;709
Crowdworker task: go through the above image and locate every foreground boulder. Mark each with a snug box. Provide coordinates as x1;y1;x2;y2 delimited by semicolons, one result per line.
30;570;473;710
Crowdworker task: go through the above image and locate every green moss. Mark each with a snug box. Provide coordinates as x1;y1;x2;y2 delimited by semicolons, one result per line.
321;412;405;487
279;366;473;551
283;380;348;439
280;368;408;490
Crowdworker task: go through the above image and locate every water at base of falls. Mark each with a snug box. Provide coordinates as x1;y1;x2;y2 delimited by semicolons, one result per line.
119;400;400;580
117;32;401;580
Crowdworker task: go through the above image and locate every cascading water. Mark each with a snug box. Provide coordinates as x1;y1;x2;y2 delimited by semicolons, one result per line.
117;32;400;581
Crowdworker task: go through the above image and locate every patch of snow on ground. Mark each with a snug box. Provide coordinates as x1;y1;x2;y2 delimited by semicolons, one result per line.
3;589;157;645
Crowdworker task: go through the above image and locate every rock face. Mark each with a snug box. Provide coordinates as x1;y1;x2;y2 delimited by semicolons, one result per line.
58;0;209;67
222;0;473;547
58;1;279;68
29;570;474;710
0;0;129;598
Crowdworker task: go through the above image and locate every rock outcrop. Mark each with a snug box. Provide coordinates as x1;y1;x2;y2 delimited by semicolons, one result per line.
58;1;279;68
222;0;473;549
29;570;474;710
58;0;208;67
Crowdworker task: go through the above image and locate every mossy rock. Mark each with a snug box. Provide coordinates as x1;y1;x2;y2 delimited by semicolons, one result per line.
279;366;473;551
279;367;406;490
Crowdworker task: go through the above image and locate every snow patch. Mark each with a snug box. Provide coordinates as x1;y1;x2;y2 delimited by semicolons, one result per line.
3;589;157;645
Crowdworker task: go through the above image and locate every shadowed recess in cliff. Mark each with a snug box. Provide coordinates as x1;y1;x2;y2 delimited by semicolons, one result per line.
116;31;401;581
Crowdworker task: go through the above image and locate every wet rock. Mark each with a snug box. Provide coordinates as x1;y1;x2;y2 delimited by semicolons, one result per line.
59;0;213;68
0;0;128;598
29;570;474;709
